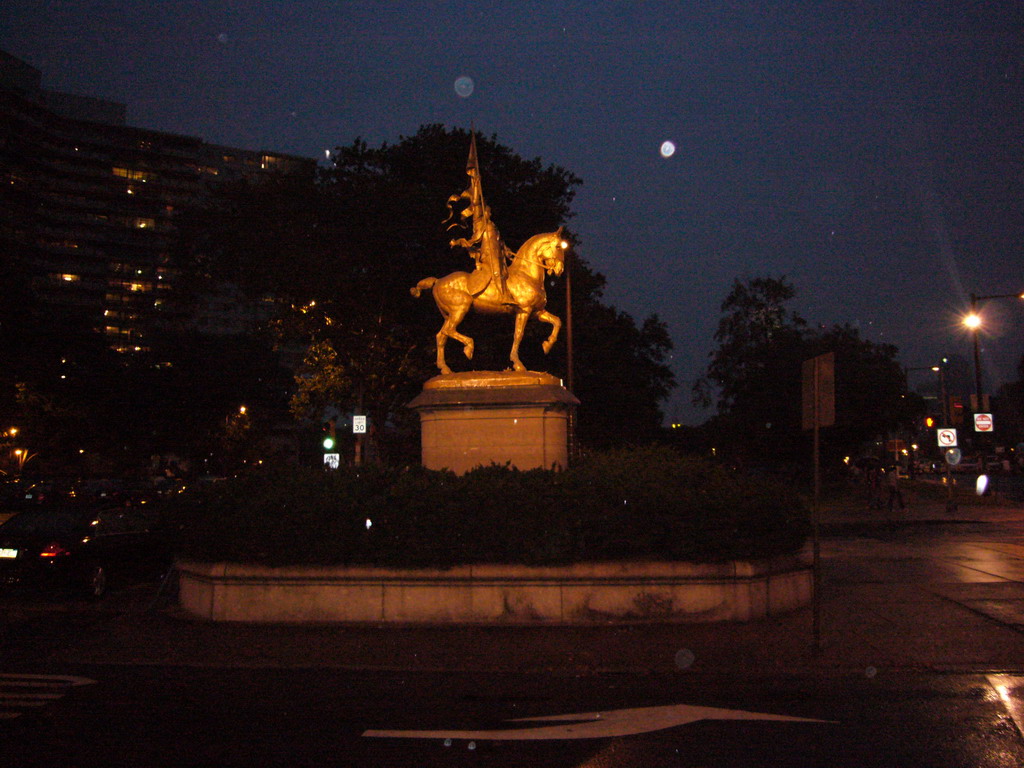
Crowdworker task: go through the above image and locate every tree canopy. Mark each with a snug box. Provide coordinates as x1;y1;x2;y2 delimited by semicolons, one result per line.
693;276;921;470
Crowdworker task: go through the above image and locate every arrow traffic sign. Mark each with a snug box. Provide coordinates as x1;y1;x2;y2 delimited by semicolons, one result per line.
937;428;958;447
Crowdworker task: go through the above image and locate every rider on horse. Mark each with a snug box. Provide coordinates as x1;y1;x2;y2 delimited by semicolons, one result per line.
450;203;516;306
445;133;516;306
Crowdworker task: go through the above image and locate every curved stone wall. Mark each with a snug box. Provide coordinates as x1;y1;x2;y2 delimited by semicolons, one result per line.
177;551;812;624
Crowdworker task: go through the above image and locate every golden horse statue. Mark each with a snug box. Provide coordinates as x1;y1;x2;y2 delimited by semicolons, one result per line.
411;228;568;375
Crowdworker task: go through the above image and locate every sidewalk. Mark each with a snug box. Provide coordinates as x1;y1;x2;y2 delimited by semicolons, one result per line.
7;494;1024;677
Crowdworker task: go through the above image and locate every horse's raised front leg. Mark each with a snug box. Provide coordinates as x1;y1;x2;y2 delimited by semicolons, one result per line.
509;310;529;372
535;309;561;354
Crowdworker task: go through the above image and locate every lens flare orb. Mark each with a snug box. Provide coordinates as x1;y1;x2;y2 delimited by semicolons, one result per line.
454;76;475;98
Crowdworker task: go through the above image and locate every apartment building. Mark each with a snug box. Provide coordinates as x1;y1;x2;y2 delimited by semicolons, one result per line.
0;50;314;352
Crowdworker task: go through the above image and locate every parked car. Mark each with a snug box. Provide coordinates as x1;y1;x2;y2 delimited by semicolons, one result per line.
0;502;171;598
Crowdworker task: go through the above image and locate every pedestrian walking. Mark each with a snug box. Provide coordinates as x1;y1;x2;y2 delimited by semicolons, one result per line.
867;463;883;509
886;466;905;514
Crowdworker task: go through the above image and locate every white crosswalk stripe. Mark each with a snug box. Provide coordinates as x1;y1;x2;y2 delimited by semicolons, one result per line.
0;673;96;720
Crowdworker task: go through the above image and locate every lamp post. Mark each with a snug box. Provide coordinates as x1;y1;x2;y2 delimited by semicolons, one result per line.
933;361;948;426
905;363;946;476
13;448;37;475
933;360;956;512
562;237;577;462
908;361;956;509
963;291;1024;414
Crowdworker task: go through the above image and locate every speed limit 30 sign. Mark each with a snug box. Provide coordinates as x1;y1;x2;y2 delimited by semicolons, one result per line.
937;428;957;447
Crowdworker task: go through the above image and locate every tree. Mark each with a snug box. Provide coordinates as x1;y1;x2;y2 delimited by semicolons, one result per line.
694;276;917;471
693;276;808;412
806;325;924;468
993;352;1024;449
545;267;676;446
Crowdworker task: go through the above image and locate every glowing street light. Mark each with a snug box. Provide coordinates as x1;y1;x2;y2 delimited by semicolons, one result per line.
12;448;37;474
963;291;1024;414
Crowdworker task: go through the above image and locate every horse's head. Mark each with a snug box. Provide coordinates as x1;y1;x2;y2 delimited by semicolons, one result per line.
516;227;568;276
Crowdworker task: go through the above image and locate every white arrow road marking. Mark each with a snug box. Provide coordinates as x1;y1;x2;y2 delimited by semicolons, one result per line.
363;702;835;741
988;675;1024;738
0;673;97;720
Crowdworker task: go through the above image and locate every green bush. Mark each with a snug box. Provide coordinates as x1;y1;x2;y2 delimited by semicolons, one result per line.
165;447;810;568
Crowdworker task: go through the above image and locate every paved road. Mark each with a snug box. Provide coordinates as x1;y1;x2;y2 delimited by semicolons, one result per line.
1;511;1023;766
2;666;1024;767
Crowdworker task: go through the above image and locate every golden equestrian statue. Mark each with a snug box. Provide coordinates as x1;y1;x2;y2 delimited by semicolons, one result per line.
411;134;569;375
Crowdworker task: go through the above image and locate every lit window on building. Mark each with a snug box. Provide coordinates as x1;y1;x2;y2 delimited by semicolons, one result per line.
112;344;150;354
112;167;152;182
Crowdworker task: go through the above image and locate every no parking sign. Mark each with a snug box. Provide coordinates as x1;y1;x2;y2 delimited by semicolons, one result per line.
937;428;957;448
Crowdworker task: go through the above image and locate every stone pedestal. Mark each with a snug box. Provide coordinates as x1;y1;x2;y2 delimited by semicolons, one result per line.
407;371;579;474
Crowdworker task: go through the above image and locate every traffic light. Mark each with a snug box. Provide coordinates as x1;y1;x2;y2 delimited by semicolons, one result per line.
924;416;935;429
950;396;964;426
321;419;336;450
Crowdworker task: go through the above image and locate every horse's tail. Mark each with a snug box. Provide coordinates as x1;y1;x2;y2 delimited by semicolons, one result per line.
410;277;437;298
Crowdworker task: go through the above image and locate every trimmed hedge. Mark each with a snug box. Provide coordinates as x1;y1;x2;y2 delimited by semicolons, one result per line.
166;446;810;568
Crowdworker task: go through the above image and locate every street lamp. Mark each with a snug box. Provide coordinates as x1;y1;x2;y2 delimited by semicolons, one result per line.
909;359;954;511
931;361;949;426
562;238;577;462
906;363;948;421
12;448;37;474
963;292;1024;413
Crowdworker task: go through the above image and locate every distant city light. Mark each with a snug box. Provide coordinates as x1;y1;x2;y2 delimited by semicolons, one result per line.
660;141;676;158
454;76;474;98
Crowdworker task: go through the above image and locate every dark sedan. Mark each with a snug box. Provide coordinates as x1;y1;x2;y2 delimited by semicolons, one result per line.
0;503;171;598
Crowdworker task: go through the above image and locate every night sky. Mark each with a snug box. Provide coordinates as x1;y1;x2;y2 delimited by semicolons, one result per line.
5;1;1023;424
